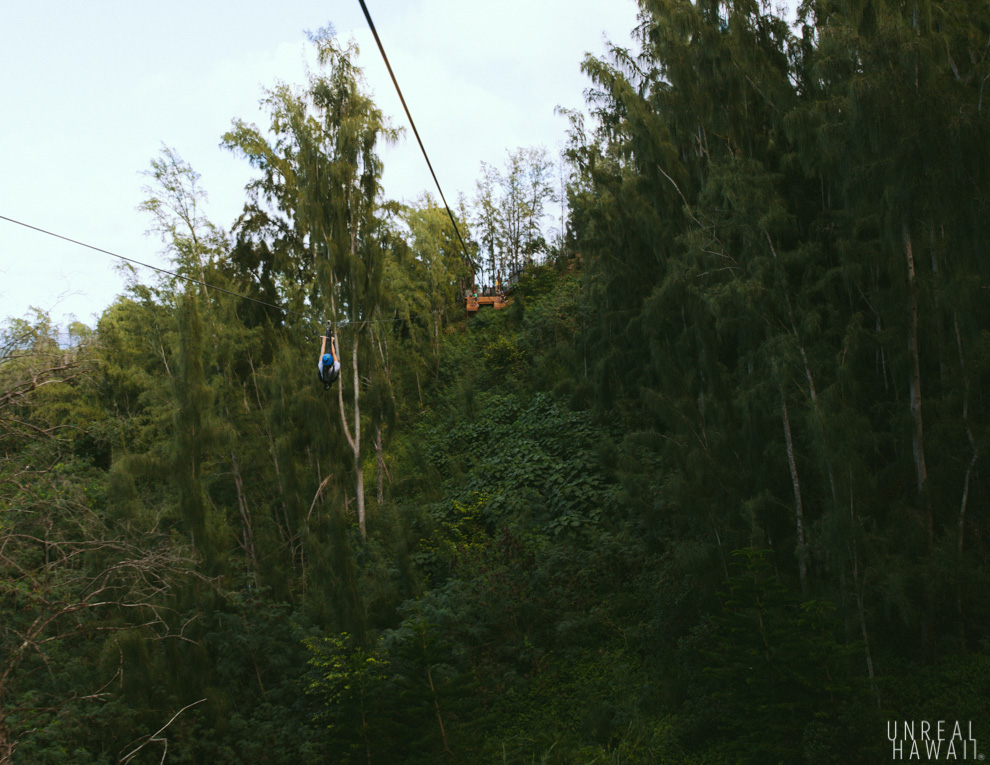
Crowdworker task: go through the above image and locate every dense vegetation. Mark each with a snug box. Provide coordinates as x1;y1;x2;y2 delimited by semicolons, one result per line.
3;1;990;762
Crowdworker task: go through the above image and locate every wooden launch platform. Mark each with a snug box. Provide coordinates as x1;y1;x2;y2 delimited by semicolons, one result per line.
466;294;509;314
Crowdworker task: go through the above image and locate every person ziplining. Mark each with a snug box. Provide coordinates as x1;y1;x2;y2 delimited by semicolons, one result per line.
318;325;341;389
4;0;473;385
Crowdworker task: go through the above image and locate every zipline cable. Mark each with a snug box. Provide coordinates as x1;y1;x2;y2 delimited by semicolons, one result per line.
356;0;475;269
6;11;484;333
0;213;455;330
0;213;324;325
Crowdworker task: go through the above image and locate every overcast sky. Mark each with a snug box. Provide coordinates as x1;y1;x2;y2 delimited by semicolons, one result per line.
0;0;642;327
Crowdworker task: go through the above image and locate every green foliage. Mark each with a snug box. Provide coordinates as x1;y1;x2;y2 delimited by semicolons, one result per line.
488;647;672;764
682;549;878;763
880;653;990;744
514;262;558;301
473;147;558;283
481;335;526;381
568;0;990;721
6;3;990;762
306;632;390;762
413;389;616;541
411;492;491;585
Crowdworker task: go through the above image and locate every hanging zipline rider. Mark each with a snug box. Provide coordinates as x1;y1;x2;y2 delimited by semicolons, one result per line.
318;325;341;389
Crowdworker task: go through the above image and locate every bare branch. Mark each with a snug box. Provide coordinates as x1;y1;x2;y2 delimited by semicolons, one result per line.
118;698;206;765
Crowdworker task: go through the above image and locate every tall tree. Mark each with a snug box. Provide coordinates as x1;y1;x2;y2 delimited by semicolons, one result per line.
405;195;470;377
0;315;198;764
567;0;990;667
472;147;557;285
224;27;399;539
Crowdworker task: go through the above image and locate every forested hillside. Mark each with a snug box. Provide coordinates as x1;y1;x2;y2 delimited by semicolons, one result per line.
3;1;990;762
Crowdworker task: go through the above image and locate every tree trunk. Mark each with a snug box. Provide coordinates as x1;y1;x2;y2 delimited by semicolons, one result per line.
953;315;978;558
230;449;258;576
904;225;931;544
427;664;453;760
954;314;978;646
433;310;441;380
0;712;12;765
849;484;881;708
248;356;290;535
375;426;385;505
353;337;365;538
337;333;365;539
780;390;809;595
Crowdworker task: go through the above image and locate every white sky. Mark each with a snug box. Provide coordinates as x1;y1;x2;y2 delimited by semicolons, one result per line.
0;0;641;328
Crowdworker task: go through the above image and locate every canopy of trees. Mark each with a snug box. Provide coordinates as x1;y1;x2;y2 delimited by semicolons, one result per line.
2;3;989;762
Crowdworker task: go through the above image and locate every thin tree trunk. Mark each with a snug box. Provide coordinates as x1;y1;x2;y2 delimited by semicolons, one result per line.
433;310;441;380
854;565;880;708
769;228;839;512
711;515;730;581
878;318;891;394
780;389;809;595
789;310;839;507
930;231;948;386
375;425;384;505
954;314;978;646
375;327;391;387
849;483;881;708
158;338;172;377
354;462;366;537
957;451;977;649
329;224;366;538
904;225;931;544
0;712;12;765
427;664;453;759
248;356;290;532
953;315;979;558
370;326;394;509
336;333;365;539
361;704;372;765
194;255;223;376
230;449;258;576
959;454;977;561
352;336;364;538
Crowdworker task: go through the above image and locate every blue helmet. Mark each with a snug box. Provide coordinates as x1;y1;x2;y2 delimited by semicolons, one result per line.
322;353;333;366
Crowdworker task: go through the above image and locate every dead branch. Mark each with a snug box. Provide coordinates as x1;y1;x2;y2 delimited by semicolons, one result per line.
118;698;206;765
